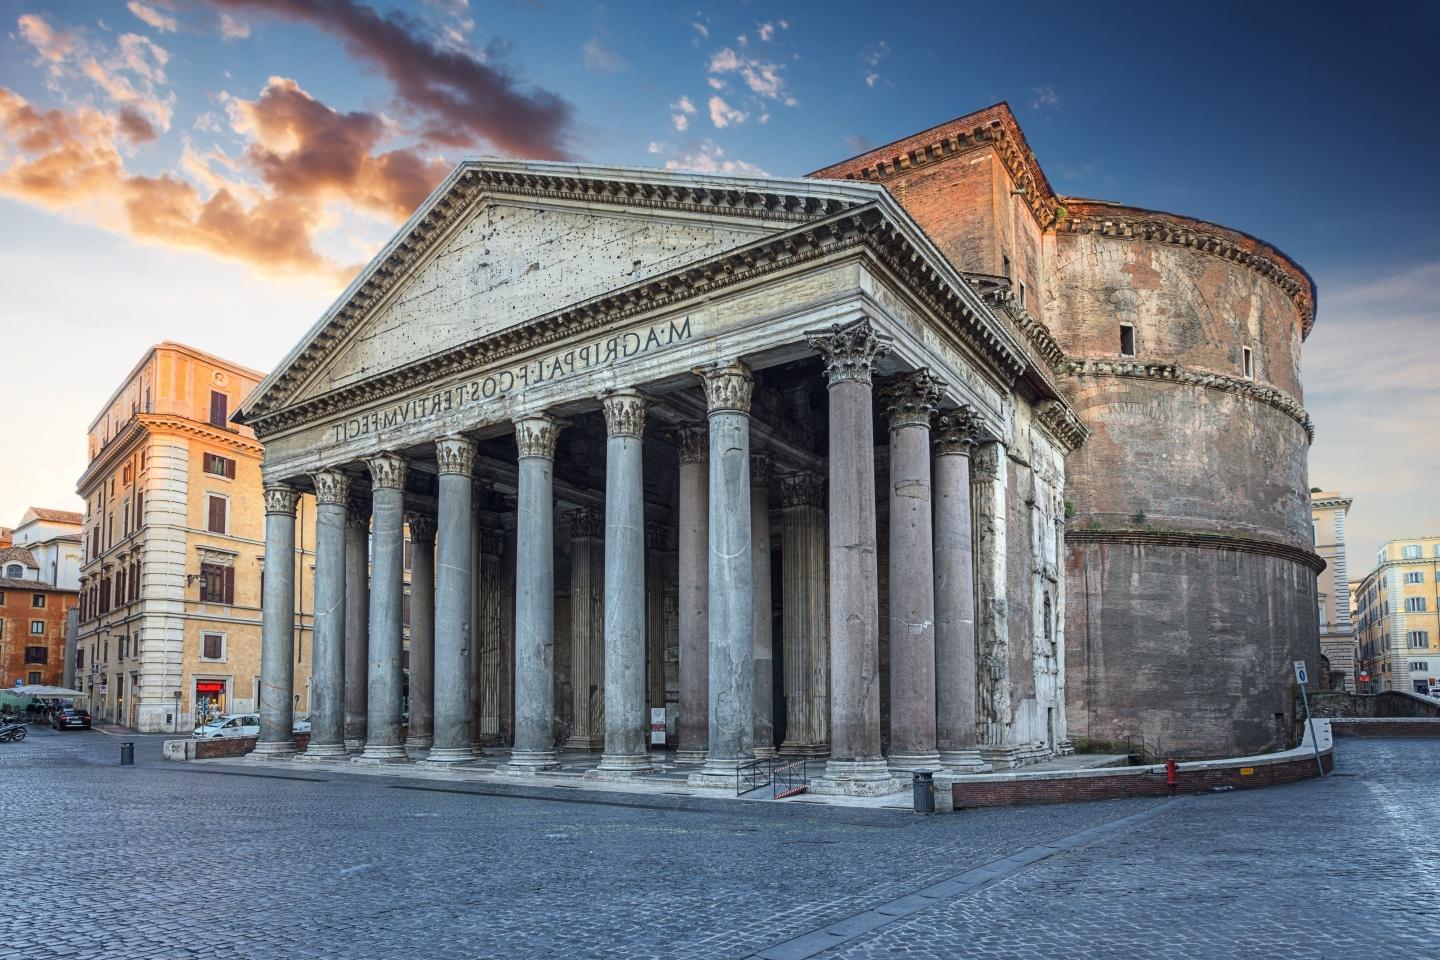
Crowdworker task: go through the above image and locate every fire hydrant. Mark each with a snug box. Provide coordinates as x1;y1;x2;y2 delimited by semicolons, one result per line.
1165;757;1178;792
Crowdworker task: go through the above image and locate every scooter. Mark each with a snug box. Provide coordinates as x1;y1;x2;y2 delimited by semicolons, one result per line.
0;721;28;742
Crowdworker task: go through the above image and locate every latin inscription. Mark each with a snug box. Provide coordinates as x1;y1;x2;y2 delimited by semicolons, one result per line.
330;316;694;445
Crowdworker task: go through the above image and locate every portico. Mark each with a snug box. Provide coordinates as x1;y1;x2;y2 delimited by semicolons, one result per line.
236;161;1085;792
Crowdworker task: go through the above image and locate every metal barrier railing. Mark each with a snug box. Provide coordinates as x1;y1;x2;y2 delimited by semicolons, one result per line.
735;755;809;798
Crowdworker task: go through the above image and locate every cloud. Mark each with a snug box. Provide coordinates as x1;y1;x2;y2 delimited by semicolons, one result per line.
116;106;160;143
690;21;708;39
127;1;178;32
582;37;626;73
212;0;573;158
1304;260;1440;565
1031;84;1060;110
860;40;889;87
17;15;177;134
661;140;767;177
218;12;252;39
708;95;746;128
707;45;790;101
670;95;695;131
18;13;79;68
757;21;787;43
865;72;879;88
845;133;872;152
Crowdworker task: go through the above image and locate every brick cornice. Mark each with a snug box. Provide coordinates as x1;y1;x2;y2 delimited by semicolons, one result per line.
1065;527;1326;573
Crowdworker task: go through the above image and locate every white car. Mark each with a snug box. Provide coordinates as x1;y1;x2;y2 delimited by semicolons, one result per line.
193;713;260;739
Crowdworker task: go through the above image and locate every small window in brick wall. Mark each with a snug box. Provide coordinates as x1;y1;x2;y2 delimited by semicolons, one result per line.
1120;324;1136;357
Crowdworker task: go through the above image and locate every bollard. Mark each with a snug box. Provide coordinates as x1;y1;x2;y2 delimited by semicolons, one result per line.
912;770;935;815
120;742;135;765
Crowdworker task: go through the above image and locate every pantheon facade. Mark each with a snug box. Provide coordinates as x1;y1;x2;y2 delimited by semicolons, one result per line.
238;104;1319;779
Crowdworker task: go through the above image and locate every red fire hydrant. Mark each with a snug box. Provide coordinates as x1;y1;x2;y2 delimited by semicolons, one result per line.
1165;757;1179;792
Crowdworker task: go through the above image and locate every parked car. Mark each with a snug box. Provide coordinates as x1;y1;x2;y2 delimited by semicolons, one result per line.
52;707;92;731
292;716;311;734
193;713;260;739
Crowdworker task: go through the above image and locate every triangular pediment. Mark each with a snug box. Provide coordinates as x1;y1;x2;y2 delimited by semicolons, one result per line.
239;160;888;425
298;198;772;401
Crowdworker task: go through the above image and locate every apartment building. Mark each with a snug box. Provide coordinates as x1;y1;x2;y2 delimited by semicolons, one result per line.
1355;536;1440;695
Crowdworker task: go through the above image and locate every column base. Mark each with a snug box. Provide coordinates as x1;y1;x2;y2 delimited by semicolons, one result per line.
344;738;365;754
297;742;347;761
979;743;1052;769
405;735;434;750
809;759;900;796
563;736;606;752
499;750;559;775
250;740;297;760
586;753;658;778
673;748;708;765
354;743;409;764
687;756;752;789
754;745;777;760
938;748;993;774
887;751;944;775
423;746;478;764
778;740;829;758
1057;738;1076;757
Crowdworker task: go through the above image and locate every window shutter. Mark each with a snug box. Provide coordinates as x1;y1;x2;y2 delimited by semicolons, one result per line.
210;391;228;427
224;566;235;605
208;496;226;533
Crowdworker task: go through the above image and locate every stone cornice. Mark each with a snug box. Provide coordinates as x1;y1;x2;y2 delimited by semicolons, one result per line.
242;197;1030;439
1311;496;1352;510
808;103;1058;231
1033;399;1089;454
1060;357;1314;441
76;414;261;496
1065;527;1326;574
1057;200;1316;338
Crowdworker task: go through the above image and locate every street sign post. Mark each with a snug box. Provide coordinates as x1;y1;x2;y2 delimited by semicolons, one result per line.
1293;660;1324;777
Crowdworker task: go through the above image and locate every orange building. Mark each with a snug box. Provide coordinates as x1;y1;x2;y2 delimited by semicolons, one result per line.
0;580;77;687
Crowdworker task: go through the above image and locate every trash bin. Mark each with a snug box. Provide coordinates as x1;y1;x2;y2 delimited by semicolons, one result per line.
120;742;135;765
912;770;935;815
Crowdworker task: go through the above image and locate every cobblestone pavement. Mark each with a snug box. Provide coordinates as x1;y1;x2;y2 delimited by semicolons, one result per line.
3;728;1435;959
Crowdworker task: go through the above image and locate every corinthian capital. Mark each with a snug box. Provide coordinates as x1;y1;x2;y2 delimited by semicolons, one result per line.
805;319;892;385
345;497;371;530
932;406;983;456
778;471;825;508
669;422;708;464
312;470;351;506
750;450;773;488
515;414;565;460
601;389;647;439
406;512;436;544
434;435;476;476
365;452;408;491
568;506;605;539
695;360;754;415
880;369;945;429
970;441;1005;480
263;484;299;516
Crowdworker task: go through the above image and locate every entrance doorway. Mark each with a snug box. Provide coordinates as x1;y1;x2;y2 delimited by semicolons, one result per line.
195;680;227;725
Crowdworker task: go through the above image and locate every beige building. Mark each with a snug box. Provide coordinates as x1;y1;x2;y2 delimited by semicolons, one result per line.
75;343;318;732
1356;536;1440;695
1310;492;1356;691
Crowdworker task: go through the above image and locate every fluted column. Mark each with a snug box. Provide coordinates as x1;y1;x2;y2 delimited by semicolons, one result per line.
508;415;563;771
592;389;654;776
645;522;668;720
255;483;299;758
807;319;894;794
972;440;1012;764
933;409;990;772
672;421;709;764
427;436;477;764
304;470;349;759
343;497;370;752
563;507;605;750
360;453;408;762
751;452;775;759
478;523;505;746
404;512;436;754
690;363;756;785
880;371;944;773
778;472;829;755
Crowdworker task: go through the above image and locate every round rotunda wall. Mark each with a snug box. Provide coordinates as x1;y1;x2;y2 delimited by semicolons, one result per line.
1046;201;1322;758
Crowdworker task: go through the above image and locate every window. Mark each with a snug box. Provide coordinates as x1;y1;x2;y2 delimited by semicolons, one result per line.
27;672;40;685
1406;597;1427;613
1410;661;1430;671
207;495;228;534
122;464;133;485
0;590;5;605
134;489;144;529
1408;631;1430;648
1017;280;1027;307
1119;323;1136;357
201;633;225;660
31;593;45;608
24;645;46;663
1407;571;1425;584
1001;253;1011;278
209;390;229;428
29;620;44;635
1242;346;1254;380
203;453;236;479
404;538;413;571
76;648;84;670
1403;544;1422;559
199;562;234;605
5;563;22;578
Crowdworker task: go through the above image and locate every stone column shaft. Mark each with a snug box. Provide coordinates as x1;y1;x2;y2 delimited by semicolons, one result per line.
779;472;829;756
693;362;755;784
751;453;775;759
305;471;349;759
343;500;370;752
360;453;408;762
255;484;298;757
807;320;893;794
508;416;563;771
882;371;943;773
428;437;477;764
404;514;436;753
564;507;605;750
645;523;668;719
478;524;505;745
972;441;1011;758
674;422;709;764
933;411;989;772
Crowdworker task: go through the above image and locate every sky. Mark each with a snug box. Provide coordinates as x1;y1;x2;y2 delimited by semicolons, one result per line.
0;0;1436;573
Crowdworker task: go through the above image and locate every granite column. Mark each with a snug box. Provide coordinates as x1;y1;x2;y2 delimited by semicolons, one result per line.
673;422;709;764
404;512;436;754
343;498;370;752
564;507;605;750
360;453;408;762
427;436;477;764
750;451;775;759
255;483;299;758
778;471;829;756
304;470;349;759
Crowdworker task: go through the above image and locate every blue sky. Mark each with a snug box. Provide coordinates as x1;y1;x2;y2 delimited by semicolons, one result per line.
1;0;1436;568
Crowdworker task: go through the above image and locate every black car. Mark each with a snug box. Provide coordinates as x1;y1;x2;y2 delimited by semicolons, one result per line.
52;707;92;731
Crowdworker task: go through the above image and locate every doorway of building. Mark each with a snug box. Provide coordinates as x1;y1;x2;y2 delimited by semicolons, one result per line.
195;680;227;725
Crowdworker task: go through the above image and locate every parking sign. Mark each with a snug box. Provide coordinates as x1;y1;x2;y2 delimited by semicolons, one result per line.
1293;661;1308;685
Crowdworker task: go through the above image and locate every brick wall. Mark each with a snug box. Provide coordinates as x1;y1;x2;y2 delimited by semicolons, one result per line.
0;583;79;687
1330;719;1440;738
192;732;310;759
